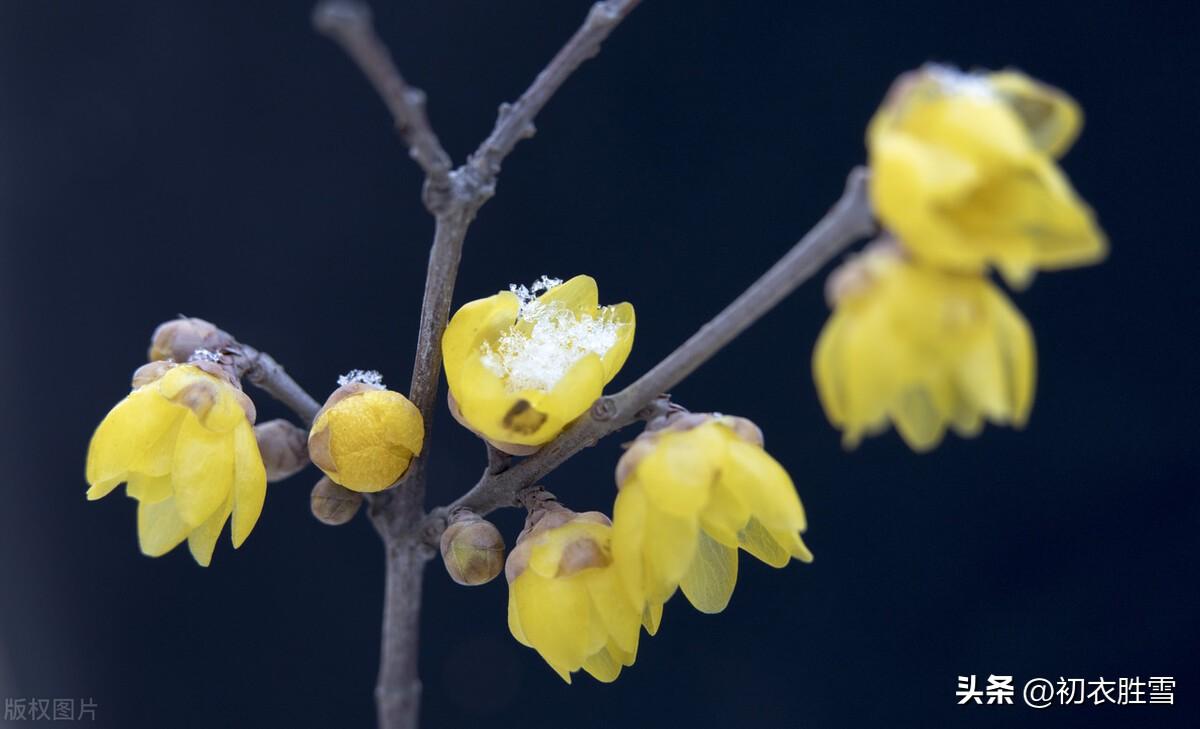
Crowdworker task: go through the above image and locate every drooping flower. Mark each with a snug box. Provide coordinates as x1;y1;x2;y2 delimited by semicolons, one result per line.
442;275;635;453
307;372;424;493
868;64;1106;287
86;361;267;566
813;241;1036;452
611;414;812;616
506;505;656;683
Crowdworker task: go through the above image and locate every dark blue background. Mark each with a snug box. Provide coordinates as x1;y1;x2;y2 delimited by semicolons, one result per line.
1;1;1196;727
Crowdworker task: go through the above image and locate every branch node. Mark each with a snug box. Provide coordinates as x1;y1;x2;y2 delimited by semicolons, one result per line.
591;396;619;421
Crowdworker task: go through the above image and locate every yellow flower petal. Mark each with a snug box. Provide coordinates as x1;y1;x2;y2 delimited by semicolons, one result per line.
638;425;726;518
442;292;521;390
868;66;1105;281
171;413;235;526
86;388;182;498
507;593;532;647
537;274;599;312
581;644;622;683
641;502;699;604
679;530;738;614
126;474;172;504
513;572;591;672
698;479;750;548
231;420;267;548
585;564;641;654
988;70;1082;158
642;602;662;636
722;439;806;533
599;302;636;384
137;497;191;557
738;517;791;568
188;492;233;567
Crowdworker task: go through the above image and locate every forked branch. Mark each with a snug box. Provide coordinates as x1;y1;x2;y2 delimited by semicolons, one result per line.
444;167;875;521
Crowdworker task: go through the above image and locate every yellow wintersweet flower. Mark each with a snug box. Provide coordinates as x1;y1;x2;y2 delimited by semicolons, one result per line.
813;242;1036;452
307;372;424;493
506;507;655;683
86;361;267;566
611;415;812;616
442;275;634;452
868;64;1106;287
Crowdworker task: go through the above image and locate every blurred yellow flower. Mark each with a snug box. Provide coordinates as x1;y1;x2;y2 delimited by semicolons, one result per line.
813;243;1035;452
506;510;653;683
86;362;267;566
308;375;424;493
442;275;634;452
868;65;1106;287
611;416;811;616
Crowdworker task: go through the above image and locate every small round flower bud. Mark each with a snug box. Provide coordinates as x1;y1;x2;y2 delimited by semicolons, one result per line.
310;476;363;526
308;374;424;493
254;419;310;482
440;513;505;586
148;317;233;363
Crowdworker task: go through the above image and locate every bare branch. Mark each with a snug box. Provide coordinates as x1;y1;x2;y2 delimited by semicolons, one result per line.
313;0;453;205
468;0;643;184
442;168;875;523
232;343;323;424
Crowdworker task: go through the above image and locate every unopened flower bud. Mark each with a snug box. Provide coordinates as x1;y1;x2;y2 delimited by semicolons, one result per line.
254;419;310;482
148;317;233;363
310;476;363;525
440;513;505;586
307;373;424;493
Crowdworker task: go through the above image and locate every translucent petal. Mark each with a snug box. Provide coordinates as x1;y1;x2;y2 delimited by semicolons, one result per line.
137;497;190;558
231;420;267;548
86;389;182;497
738;517;791;568
988;70;1082;158
892;385;947;451
679;530;739;614
188;492;233;567
642;602;663;636
171;413;235;526
581;645;622;683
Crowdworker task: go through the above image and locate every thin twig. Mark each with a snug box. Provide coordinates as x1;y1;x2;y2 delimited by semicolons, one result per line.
316;4;644;729
443;168;875;522
232;344;323;425
313;1;453;208
467;0;644;185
